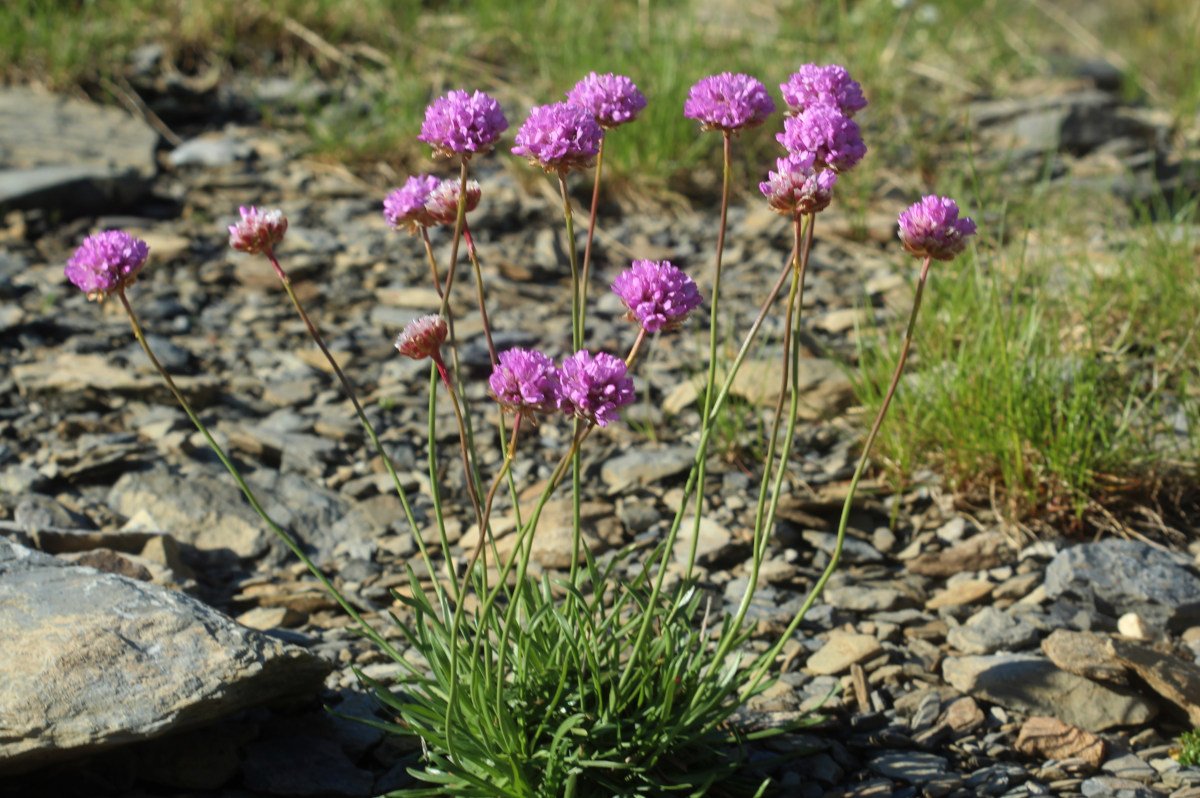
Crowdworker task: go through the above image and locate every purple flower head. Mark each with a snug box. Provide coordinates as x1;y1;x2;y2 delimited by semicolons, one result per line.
511;102;603;173
611;260;703;333
65;230;150;301
425;178;482;226
418;90;509;159
683;72;776;132
777;106;866;172
384;175;441;232
489;348;560;417
567;72;648;129
556;350;635;427
780;64;867;117
759;153;838;218
229;206;288;255
897;195;978;261
394;314;448;361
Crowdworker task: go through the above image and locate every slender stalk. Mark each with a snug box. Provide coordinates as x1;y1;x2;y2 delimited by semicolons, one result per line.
437;159;471;320
685;130;734;579
116;289;400;660
625;328;648;369
578;135;607;338
420;227;444;298
558;171;586;585
462;223;498;367
619;131;733;693
264;251;436;586
742;254;935;696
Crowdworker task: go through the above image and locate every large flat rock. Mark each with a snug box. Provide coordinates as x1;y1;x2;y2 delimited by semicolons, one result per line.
0;539;331;774
0;87;158;214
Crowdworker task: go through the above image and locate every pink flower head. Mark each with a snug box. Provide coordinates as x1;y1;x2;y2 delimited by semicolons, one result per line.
897;195;977;261
489;348;560;416
556;350;636;427
781;64;867;117
65;230;150;301
759;153;838;218
394;314;448;361
611;260;703;333
384;175;440;232
425;178;482;226
418;90;509;159
511;102;604;174
683;73;776;132
777;106;866;172
567;72;648;129
229;206;288;255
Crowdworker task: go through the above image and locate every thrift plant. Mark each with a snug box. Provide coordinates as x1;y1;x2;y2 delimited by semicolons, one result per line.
68;63;976;795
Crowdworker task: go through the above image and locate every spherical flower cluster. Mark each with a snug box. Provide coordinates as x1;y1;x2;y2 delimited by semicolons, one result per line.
65;230;150;300
897;195;978;261
394;314;448;361
759;153;838;218
418;90;508;158
684;72;776;132
777;106;866;173
229;206;288;255
488;348;560;417
566;72;647;129
611;260;703;333
556;350;636;427
511;102;604;173
424;178;482;226
780;64;867;117
383;175;440;231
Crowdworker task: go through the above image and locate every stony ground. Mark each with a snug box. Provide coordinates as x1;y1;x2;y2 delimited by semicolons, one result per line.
2;62;1200;798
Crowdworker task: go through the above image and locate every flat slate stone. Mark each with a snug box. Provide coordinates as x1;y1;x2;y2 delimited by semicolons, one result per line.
0;539;330;774
1044;539;1200;618
0;87;158;214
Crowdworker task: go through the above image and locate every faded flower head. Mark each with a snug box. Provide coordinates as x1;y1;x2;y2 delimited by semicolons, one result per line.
418;90;509;158
229;206;288;255
511;102;603;173
394;314;448;361
759;153;838;218
780;64;867;117
683;72;776;132
611;260;703;333
566;72;648;129
897;195;978;261
425;178;482;226
489;348;560;416
556;350;635;428
777;106;866;172
65;230;150;301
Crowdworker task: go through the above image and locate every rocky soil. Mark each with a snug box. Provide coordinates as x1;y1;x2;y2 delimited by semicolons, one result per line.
2;61;1200;798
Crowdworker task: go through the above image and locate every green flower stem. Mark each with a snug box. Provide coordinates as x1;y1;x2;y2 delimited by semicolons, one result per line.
578;134;607;337
715;216;811;665
444;414;521;757
424;365;459;603
685;130;734;579
437;158;471;320
420;227;444;297
619;131;734;692
741;254;935;697
619;242;796;691
116;288;401;660
264;251;436;589
462;223;498;368
558;172;586;586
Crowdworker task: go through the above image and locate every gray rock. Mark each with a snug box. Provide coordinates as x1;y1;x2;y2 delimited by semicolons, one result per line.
1080;775;1162;798
599;445;692;493
803;530;884;563
942;653;1156;732
1044;539;1200;620
947;606;1041;655
169;136;254;168
868;751;949;783
241;734;375;796
0;88;157;214
0;539;330;774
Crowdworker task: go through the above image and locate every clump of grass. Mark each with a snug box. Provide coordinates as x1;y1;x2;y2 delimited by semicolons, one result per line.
853;192;1200;530
1179;728;1200;767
